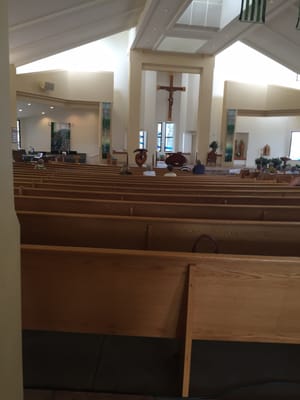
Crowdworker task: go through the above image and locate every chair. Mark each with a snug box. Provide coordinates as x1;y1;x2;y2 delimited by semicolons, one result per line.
206;150;217;166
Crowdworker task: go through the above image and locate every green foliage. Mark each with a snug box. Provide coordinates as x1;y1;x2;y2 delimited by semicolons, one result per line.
209;141;218;151
255;157;283;170
255;157;268;168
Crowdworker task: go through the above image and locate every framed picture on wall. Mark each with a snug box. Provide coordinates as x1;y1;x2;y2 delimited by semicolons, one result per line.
51;122;71;153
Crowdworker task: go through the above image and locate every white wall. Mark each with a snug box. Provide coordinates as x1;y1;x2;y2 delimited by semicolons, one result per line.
235;116;300;167
20;107;99;162
16;70;113;102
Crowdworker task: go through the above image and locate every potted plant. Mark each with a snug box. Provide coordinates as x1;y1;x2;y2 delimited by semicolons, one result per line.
209;141;218;152
270;157;282;170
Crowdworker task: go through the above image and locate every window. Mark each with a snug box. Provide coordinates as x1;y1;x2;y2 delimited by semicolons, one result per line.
157;122;175;152
289;131;300;160
12;120;21;149
139;130;147;149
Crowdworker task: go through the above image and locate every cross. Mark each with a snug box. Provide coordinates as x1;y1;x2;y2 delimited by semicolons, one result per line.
157;74;186;121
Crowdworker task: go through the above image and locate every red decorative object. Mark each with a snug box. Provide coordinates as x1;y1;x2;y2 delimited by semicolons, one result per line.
165;152;187;167
134;148;147;167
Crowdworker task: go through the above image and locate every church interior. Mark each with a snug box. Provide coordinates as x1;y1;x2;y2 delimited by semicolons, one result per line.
2;1;300;400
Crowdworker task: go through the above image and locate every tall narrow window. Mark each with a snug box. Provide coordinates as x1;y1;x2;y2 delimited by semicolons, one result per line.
157;122;163;152
289;131;300;160
139;130;147;149
165;122;175;152
12;120;21;149
157;122;175;152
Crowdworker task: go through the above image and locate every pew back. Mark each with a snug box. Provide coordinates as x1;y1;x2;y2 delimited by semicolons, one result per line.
22;244;300;343
21;245;300;396
14;194;300;221
17;211;300;256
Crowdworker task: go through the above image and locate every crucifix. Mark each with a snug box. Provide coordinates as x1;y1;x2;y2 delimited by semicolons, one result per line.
157;74;186;121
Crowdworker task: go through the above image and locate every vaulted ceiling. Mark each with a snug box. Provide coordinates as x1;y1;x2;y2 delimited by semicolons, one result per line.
8;0;300;74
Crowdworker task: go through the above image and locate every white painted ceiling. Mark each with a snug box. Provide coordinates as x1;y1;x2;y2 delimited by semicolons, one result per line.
8;0;300;73
11;0;300;118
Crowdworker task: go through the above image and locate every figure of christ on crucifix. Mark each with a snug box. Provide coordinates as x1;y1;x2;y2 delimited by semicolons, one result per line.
157;74;186;121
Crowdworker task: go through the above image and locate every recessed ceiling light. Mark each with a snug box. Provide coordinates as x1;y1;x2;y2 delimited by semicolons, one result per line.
50;106;54;110
41;111;46;115
18;109;23;112
27;103;31;106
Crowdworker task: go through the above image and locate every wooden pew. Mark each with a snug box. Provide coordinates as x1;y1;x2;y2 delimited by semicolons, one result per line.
12;166;298;196
14;194;300;221
14;179;299;195
12;161;293;184
21;244;300;396
13;169;288;185
12;166;291;185
17;211;300;256
14;185;300;205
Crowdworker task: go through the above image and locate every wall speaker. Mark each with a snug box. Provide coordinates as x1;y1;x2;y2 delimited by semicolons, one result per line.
39;81;55;91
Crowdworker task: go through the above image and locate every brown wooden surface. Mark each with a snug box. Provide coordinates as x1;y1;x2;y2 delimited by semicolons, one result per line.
21;244;300;344
21;245;188;337
14;194;300;221
15;186;300;205
181;264;195;397
192;257;300;344
17;210;300;256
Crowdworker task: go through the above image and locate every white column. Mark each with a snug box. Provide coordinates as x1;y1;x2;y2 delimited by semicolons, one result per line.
0;1;23;399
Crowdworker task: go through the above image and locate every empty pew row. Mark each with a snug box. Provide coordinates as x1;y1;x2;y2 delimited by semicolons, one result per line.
13;170;289;186
17;211;300;256
14;186;300;205
13;175;296;193
21;244;300;397
14;178;299;195
15;195;300;221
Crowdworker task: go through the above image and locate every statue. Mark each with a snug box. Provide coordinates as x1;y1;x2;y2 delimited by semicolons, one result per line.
234;139;245;159
262;144;270;156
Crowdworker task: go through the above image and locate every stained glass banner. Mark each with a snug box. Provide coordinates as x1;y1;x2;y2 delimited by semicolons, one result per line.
224;109;236;163
239;0;266;23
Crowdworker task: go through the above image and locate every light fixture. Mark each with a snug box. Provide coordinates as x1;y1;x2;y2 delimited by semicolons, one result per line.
239;0;266;23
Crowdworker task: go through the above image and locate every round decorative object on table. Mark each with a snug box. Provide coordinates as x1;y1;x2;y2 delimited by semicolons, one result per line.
165;152;187;167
